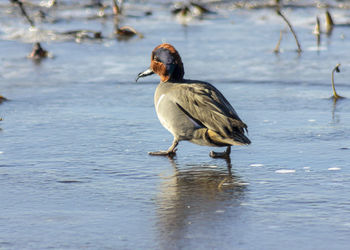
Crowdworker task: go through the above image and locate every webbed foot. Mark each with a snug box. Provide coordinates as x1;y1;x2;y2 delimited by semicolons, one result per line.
209;146;231;159
149;149;177;157
148;139;178;158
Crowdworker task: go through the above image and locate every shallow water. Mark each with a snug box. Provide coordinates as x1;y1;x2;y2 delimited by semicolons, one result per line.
1;1;350;249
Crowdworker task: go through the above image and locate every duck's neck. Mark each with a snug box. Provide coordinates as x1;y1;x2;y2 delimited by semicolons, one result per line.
170;63;184;82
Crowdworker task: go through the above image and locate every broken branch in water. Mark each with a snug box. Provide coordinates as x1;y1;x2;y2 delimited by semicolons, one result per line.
273;30;283;53
276;9;302;53
331;64;344;100
0;95;7;104
59;30;103;43
112;0;124;16
115;25;144;40
325;10;334;34
313;16;321;47
10;0;35;27
112;0;121;16
313;16;320;35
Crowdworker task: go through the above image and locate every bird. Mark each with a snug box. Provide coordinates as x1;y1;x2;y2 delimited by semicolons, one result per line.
28;42;48;60
136;43;250;158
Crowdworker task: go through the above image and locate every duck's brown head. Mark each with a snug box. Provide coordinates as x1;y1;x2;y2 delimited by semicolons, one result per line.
136;43;184;82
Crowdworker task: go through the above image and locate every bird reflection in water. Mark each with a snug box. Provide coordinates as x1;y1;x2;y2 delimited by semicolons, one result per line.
156;157;247;248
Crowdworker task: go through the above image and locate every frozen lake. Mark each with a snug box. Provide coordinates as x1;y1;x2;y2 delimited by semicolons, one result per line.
1;0;350;249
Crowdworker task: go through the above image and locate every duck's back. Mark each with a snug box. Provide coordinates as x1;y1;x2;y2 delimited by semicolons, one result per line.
154;80;250;145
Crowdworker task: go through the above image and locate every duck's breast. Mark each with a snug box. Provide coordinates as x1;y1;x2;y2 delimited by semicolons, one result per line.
154;82;201;140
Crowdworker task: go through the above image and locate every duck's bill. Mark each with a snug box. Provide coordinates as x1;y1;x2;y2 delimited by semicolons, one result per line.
136;68;154;82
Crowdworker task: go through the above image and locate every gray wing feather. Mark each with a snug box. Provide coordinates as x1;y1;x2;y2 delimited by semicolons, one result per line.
171;81;249;142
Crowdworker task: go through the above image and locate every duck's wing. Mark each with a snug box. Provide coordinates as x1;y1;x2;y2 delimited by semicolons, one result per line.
172;81;250;144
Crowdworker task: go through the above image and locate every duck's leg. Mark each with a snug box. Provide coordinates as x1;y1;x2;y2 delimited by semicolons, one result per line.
209;146;231;159
149;138;179;157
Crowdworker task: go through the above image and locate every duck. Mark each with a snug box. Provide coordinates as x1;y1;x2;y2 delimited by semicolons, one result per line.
136;43;250;158
28;42;48;60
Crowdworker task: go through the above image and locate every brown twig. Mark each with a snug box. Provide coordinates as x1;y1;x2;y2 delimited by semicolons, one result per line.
276;9;302;53
10;0;35;27
314;16;321;47
116;26;144;39
273;30;283;53
331;64;344;100
112;0;122;16
325;10;334;34
313;16;320;35
0;95;7;102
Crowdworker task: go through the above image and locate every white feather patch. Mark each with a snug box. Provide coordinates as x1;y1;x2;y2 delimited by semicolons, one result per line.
156;94;165;111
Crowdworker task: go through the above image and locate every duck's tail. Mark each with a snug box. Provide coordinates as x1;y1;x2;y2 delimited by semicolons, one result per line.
207;129;251;146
